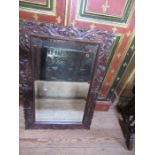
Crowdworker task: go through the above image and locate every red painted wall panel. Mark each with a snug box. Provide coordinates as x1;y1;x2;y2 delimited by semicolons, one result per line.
19;0;135;110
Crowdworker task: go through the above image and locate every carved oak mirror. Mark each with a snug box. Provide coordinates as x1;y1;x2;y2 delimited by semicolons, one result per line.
19;21;115;129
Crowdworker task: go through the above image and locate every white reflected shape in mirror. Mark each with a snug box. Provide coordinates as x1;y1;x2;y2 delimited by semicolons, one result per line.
35;81;89;122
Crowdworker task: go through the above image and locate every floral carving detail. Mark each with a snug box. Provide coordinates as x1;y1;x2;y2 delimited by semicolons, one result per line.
19;20;115;129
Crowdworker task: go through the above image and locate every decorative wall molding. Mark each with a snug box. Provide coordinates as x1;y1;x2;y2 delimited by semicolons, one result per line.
105;37;135;100
19;0;135;109
20;0;56;15
79;0;134;26
19;0;66;24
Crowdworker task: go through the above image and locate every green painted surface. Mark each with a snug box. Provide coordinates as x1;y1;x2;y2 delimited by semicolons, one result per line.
105;37;135;100
80;0;133;24
20;0;53;11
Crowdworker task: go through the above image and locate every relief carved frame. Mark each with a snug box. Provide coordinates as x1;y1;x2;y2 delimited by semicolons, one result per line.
19;20;115;129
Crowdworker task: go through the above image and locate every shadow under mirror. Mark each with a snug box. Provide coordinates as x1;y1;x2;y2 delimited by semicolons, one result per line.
32;37;98;124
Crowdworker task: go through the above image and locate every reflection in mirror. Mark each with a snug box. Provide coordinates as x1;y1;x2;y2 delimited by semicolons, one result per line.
32;38;98;124
35;81;89;122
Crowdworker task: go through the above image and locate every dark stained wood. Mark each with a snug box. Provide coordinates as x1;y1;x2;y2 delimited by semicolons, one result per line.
117;86;135;150
19;20;115;129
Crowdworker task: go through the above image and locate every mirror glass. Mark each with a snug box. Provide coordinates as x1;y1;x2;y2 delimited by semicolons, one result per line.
32;37;98;123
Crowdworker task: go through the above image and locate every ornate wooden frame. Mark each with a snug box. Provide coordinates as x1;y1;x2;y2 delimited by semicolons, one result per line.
19;20;115;129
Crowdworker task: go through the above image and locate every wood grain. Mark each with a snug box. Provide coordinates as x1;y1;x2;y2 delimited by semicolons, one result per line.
19;106;134;155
